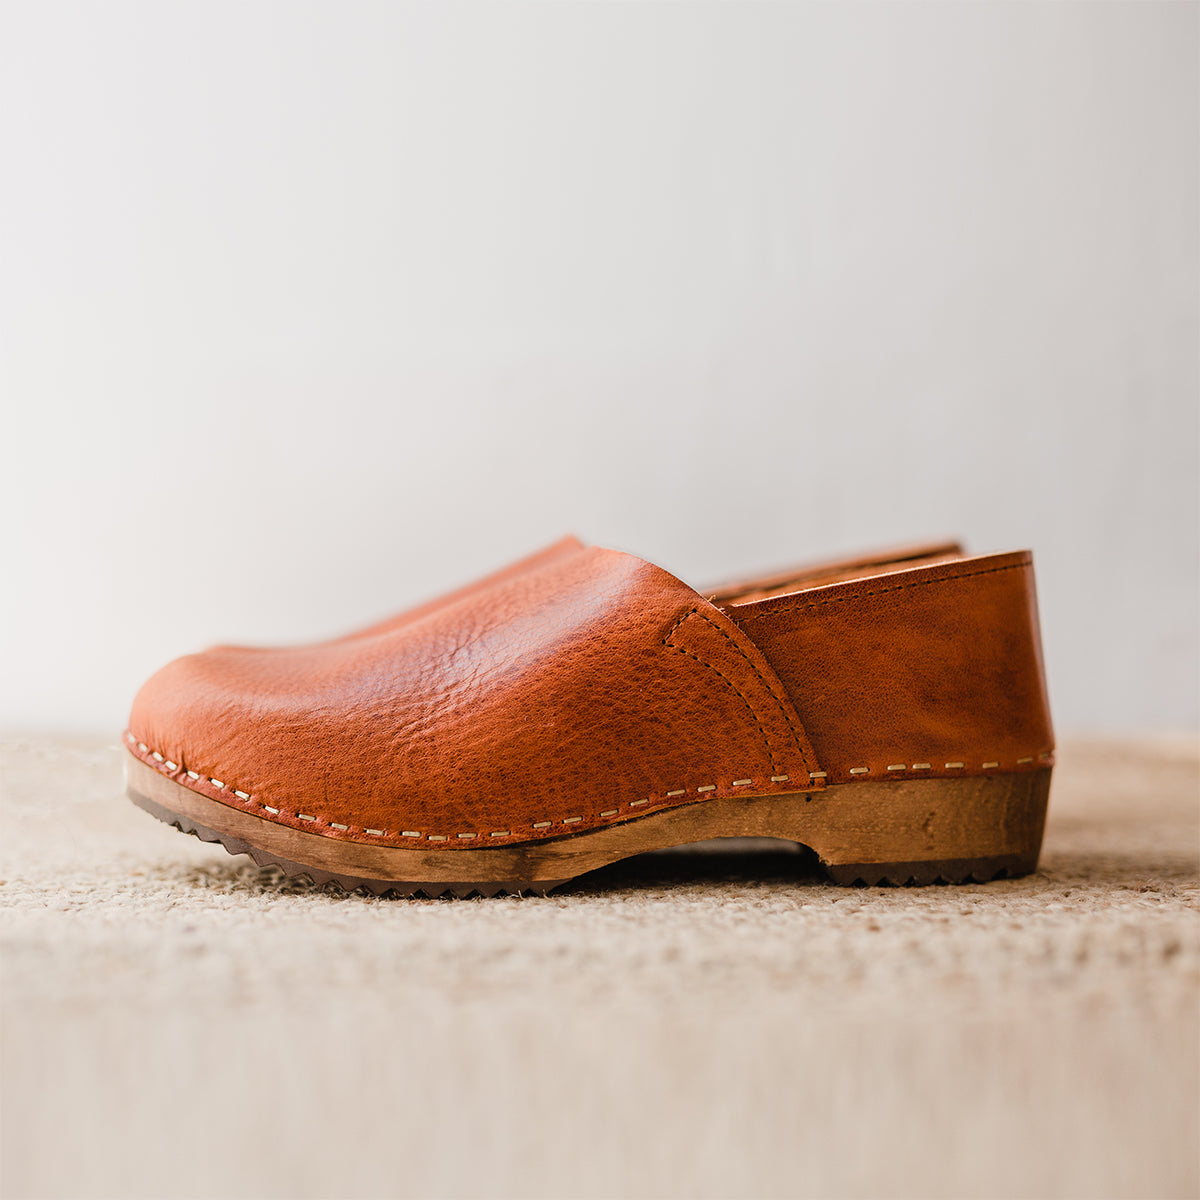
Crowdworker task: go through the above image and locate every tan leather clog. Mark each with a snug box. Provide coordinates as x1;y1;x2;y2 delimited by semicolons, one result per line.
125;541;1053;896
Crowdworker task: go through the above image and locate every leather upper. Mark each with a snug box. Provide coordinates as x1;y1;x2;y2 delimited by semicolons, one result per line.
127;544;1054;850
724;551;1054;780
129;546;823;847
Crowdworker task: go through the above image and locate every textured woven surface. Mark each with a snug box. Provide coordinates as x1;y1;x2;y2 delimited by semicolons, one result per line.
2;735;1197;1199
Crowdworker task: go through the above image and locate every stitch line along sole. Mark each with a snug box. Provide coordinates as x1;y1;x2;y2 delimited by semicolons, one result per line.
124;732;1054;844
124;748;1053;895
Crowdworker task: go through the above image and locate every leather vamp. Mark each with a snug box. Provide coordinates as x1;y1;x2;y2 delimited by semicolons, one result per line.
129;547;822;846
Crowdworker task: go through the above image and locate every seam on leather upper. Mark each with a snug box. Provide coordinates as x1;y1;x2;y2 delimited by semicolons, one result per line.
687;607;811;762
732;561;1030;621
125;734;1054;847
664;641;778;769
126;731;811;841
663;606;816;775
663;608;784;771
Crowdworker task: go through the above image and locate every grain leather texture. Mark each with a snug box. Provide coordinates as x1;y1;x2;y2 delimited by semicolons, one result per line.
129;547;821;847
127;546;1054;851
727;551;1055;782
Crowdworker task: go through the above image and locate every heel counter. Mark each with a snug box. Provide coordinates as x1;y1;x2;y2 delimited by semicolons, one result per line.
728;551;1055;783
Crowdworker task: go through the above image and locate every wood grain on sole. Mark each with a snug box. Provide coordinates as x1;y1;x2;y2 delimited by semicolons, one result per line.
126;751;1051;892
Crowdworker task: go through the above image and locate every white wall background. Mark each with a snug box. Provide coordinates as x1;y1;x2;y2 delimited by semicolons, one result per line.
1;1;1196;733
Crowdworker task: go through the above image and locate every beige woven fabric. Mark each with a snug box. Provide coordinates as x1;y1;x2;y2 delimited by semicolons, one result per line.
2;735;1197;1199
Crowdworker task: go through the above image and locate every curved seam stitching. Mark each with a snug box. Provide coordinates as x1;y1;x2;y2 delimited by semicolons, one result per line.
733;562;1028;621
662;610;780;770
665;640;779;772
662;606;695;641
686;607;813;770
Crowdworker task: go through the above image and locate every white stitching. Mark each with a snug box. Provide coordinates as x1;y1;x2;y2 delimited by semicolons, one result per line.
127;736;1052;845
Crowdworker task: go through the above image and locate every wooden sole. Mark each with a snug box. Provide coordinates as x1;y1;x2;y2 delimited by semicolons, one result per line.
126;752;1051;896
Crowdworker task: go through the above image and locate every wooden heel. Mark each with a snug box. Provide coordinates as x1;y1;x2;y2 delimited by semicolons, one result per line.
808;769;1053;886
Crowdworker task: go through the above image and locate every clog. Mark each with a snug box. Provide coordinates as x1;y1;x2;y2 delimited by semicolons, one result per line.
125;541;1053;895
